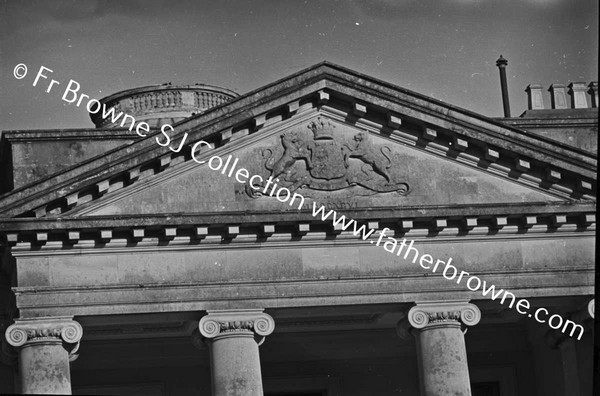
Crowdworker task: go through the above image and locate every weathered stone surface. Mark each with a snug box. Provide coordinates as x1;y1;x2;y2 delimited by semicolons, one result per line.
0;129;135;193
416;323;471;395
200;310;274;396
80;116;562;217
402;301;480;396
5;317;82;394
9;232;594;318
499;108;598;154
18;342;72;394
12;234;593;289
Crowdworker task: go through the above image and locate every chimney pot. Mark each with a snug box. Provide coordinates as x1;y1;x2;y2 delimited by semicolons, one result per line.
548;84;568;109
587;82;598;108
568;82;588;108
496;55;508;68
525;84;544;110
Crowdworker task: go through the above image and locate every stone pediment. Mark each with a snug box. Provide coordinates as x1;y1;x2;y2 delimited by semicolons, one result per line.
69;112;567;217
0;62;595;219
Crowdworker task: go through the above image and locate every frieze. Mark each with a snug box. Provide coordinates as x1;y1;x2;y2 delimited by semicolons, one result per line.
245;117;410;198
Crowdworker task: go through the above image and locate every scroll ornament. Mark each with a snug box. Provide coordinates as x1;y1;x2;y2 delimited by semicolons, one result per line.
199;310;275;339
407;302;481;329
5;318;83;349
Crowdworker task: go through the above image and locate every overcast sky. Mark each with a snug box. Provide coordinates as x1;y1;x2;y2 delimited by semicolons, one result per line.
1;0;597;133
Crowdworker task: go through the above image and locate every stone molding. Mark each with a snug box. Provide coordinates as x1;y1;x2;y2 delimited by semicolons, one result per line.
5;317;83;350
398;301;481;338
4;207;596;251
199;309;275;340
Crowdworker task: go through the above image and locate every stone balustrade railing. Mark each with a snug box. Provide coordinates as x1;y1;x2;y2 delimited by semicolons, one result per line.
90;84;238;128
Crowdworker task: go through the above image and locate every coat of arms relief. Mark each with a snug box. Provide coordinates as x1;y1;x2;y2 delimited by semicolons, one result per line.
246;117;410;198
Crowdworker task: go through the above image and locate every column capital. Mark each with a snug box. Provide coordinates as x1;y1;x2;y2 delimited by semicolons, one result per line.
407;300;481;329
199;309;275;340
5;316;83;350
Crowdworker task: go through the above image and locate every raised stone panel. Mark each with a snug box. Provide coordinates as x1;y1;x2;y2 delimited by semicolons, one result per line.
81;116;560;217
16;256;50;287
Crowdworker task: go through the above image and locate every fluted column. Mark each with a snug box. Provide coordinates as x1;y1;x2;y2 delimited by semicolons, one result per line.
398;301;480;396
199;309;275;396
5;317;83;395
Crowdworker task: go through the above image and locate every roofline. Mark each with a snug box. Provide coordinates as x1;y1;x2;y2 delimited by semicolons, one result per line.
0;61;596;217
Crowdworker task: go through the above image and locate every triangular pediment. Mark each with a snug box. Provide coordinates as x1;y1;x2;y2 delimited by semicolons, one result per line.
71;112;566;217
0;62;595;219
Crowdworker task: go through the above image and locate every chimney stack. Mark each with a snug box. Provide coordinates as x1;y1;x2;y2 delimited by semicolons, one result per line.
525;84;544;110
568;82;588;108
496;55;511;117
548;84;568;109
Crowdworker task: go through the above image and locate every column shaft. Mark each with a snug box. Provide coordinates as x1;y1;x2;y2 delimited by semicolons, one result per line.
399;301;481;396
415;322;471;396
5;317;83;395
19;340;72;394
209;333;263;396
199;309;275;396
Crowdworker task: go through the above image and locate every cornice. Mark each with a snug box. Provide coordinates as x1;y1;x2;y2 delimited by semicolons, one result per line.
1;204;595;253
1;128;138;141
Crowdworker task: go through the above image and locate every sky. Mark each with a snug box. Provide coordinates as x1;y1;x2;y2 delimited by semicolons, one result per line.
0;0;598;133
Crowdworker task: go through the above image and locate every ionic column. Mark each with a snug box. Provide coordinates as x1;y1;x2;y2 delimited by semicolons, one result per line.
5;316;83;395
199;309;275;396
398;301;481;396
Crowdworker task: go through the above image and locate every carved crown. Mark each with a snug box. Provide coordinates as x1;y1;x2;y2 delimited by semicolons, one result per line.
308;117;335;140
